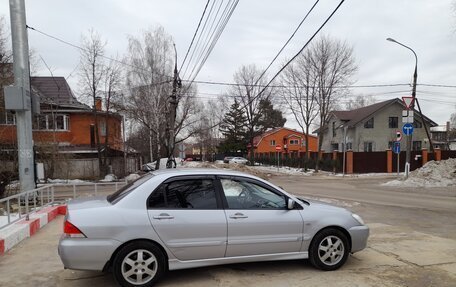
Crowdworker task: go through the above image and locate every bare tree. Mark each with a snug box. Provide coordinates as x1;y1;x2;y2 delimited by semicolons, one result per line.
281;53;319;170
229;64;274;160
101;57;123;174
309;36;357;171
122;27;173;166
0;15;11;65
78;28;106;176
345;94;376;110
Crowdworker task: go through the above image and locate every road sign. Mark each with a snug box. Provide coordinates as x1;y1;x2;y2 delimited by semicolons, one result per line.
402;96;414;110
402;123;414;136
402;110;414;124
395;130;402;142
275;145;282;151
393;142;401;154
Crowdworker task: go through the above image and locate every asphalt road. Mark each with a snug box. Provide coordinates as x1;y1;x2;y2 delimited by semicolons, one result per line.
0;174;455;286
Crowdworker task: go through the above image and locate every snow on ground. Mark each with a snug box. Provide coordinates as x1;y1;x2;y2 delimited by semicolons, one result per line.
100;174;117;182
46;178;88;184
0;213;20;229
125;173;141;182
382;158;456;188
181;161;313;178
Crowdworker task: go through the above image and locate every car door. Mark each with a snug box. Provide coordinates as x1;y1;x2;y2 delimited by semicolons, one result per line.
219;176;304;257
147;176;227;261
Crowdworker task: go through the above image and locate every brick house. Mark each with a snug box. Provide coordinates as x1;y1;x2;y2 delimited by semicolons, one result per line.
0;74;134;178
316;98;437;152
251;127;318;158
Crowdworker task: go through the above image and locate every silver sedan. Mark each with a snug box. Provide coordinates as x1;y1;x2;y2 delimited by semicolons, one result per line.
58;169;369;287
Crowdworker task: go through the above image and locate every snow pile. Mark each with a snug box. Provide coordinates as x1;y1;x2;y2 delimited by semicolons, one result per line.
0;213;20;228
383;158;456;188
100;174;117;182
125;173;141;182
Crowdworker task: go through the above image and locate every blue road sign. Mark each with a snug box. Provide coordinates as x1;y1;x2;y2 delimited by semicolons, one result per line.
393;142;400;154
402;123;414;136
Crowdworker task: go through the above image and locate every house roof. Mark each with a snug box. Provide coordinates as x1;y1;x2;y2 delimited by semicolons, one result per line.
315;98;437;133
253;127;317;147
31;77;90;110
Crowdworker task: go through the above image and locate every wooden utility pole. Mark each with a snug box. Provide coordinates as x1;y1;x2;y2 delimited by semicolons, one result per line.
166;44;181;168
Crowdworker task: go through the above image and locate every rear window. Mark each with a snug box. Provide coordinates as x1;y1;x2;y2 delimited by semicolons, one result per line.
107;173;154;204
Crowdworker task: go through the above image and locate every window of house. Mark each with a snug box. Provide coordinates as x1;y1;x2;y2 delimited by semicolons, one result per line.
301;140;306;147
413;120;422;128
364;141;374;152
289;139;299;145
270;140;276;146
100;120;107;136
412;141;422;151
364;118;374;128
0;110;16;125
346;142;352;150
331;143;339;151
32;114;69;131
388;141;394;149
332;122;336;137
388;117;398;128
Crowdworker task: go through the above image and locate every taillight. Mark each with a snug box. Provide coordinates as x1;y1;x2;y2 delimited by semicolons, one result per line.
63;220;86;238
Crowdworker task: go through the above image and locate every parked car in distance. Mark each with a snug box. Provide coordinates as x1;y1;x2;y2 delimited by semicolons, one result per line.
223;156;234;163
58;169;369;287
229;157;249;164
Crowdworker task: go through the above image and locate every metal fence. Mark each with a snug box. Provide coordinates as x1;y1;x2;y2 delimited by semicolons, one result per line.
0;181;126;230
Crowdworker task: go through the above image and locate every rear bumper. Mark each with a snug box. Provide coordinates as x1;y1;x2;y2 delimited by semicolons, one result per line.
58;236;121;271
348;225;369;253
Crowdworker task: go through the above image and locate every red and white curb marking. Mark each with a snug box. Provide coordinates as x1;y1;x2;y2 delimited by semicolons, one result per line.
0;205;66;255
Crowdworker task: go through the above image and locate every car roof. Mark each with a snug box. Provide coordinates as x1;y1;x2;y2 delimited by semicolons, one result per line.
151;168;254;178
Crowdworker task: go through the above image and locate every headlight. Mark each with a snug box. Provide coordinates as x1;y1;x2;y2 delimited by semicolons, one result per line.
352;213;365;225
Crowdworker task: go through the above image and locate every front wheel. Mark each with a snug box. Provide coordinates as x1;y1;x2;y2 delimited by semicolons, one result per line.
113;241;166;287
309;228;350;271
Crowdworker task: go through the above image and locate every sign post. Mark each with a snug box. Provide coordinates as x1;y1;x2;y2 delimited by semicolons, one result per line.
275;145;282;171
393;141;401;177
402;123;414;177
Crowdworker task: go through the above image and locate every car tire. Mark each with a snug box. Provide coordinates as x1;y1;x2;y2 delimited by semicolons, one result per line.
113;241;166;287
309;228;350;271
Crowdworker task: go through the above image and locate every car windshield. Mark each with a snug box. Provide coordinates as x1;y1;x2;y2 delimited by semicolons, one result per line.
107;173;154;204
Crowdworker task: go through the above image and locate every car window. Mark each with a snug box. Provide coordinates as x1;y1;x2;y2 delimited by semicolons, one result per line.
220;178;286;209
107;173;154;204
148;179;217;209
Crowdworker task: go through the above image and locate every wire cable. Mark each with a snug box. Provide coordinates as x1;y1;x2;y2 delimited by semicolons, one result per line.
179;0;211;74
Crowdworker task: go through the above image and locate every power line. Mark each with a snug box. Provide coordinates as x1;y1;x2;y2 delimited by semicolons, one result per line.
179;0;211;74
239;0;347;112
254;0;320;85
27;25;173;82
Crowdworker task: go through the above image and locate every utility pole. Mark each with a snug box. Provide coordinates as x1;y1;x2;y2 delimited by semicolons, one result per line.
166;44;181;168
6;0;35;191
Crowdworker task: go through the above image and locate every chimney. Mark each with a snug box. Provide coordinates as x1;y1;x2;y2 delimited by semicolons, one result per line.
95;97;102;111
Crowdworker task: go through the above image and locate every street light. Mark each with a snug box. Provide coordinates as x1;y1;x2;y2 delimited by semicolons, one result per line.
386;37;417;178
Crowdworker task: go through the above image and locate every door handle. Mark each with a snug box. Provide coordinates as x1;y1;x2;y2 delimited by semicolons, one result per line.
230;213;248;219
153;213;174;220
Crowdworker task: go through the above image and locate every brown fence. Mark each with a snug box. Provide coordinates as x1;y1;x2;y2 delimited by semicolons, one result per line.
353;152;388;173
253;148;455;174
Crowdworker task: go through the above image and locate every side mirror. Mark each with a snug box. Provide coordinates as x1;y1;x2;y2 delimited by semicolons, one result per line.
287;198;295;210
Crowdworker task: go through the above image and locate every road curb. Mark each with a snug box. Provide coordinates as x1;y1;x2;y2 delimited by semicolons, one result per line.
0;205;66;256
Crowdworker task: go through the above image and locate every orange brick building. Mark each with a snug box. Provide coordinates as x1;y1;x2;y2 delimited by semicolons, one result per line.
251;127;318;158
0;77;123;155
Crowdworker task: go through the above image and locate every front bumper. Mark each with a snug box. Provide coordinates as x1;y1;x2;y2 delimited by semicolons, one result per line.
58;236;122;271
348;225;369;253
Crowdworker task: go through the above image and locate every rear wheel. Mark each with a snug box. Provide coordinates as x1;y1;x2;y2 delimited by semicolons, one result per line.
113;241;166;287
309;228;349;271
